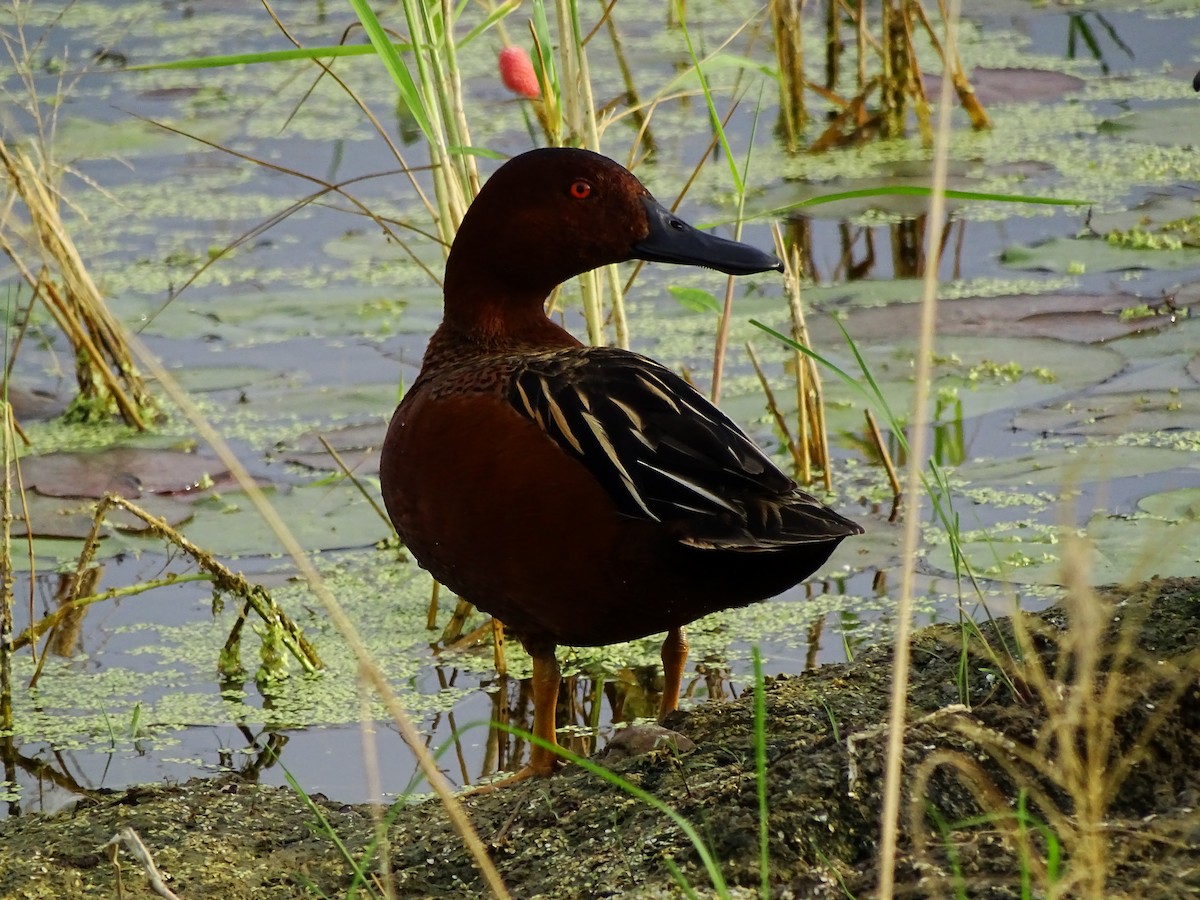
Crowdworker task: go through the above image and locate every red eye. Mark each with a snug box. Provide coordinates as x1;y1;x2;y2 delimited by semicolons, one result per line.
569;180;592;199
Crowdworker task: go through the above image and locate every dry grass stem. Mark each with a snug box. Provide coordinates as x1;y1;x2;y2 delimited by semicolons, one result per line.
878;2;961;893
865;407;902;505
102;827;182;900
774;224;833;488
906;553;1200;897
314;432;395;533
0;141;155;428
0;402;15;732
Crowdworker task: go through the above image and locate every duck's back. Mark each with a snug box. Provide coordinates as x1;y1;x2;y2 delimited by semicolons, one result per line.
381;342;861;647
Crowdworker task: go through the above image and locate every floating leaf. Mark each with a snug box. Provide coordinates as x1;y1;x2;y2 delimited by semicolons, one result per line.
278;422;389;473
925;67;1084;106
179;484;389;557
810;293;1194;346
1014;390;1200;436
20;449;229;499
1000;236;1200;274
954;445;1196;488
1138;488;1200;521
12;493;194;539
668;285;722;314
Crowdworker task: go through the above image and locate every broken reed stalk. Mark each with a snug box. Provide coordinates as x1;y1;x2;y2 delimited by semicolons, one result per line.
0;140;156;428
923;0;990;129
441;596;475;644
770;0;806;152
774;223;832;489
865;407;902;505
745;341;806;477
492;618;507;677
781;0;987;152
7;493;322;673
103;827;181;900
426;578;441;630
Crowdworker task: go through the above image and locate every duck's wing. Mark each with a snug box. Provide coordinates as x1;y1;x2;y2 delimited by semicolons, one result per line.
507;347;863;550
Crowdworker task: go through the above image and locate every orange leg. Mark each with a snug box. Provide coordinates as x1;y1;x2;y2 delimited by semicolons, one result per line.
467;648;563;793
658;626;689;721
526;649;564;776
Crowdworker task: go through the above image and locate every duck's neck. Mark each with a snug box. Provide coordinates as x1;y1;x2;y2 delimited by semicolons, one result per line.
431;281;582;368
440;233;582;343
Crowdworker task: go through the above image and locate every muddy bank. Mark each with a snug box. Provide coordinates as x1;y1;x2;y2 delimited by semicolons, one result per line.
2;577;1197;898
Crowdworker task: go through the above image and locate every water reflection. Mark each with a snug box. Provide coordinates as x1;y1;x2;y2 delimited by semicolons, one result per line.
1;723;292;818
785;212;966;284
424;575;868;788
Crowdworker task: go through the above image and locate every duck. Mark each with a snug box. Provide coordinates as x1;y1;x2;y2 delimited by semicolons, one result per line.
380;147;863;788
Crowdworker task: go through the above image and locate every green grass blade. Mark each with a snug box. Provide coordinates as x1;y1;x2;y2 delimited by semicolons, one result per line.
674;0;743;195
459;0;521;48
468;719;731;898
753;647;769;899
748;320;873;407
126;43;412;71
347;0;435;142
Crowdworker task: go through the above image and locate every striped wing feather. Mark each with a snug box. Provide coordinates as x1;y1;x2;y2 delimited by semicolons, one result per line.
507;347;861;550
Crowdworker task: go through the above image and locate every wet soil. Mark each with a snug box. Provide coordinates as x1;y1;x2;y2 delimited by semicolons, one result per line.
2;577;1197;899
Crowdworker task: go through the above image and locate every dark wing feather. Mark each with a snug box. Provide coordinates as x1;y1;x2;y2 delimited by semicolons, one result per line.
507;347;863;550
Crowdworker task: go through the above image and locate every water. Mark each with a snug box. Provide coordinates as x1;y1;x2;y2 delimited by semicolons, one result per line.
4;0;1199;815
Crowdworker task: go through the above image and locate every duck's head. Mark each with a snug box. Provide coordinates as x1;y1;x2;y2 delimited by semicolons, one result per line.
443;148;782;325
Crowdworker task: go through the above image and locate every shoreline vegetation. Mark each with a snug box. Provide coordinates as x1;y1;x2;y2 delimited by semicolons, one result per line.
2;576;1196;898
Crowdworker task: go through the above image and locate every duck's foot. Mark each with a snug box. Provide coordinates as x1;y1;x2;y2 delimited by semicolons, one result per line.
463;758;564;795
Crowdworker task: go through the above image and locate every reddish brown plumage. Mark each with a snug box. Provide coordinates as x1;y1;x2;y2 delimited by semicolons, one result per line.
380;148;862;786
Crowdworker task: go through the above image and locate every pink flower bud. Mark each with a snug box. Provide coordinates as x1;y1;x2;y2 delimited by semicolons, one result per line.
499;46;540;100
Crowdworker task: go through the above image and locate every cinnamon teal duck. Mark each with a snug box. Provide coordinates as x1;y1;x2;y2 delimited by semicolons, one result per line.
380;148;863;787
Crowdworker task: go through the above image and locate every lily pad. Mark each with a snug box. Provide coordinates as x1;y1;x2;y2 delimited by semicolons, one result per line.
1014;389;1200;436
925;68;1085;106
3;384;69;422
765;161;981;221
1104;105;1200;150
1000;235;1200;274
1088;192;1200;247
925;501;1200;587
164;365;292;394
20;449;229;499
810;293;1195;345
51;116;182;160
12;493;194;539
278;422;389;473
953;445;1197;489
142;286;443;345
5;535;116;575
1138;488;1200;522
178;484;390;558
805;333;1126;434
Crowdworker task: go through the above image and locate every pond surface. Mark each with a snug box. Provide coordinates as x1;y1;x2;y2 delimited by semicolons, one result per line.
3;0;1199;814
